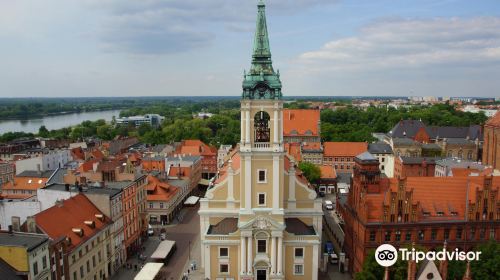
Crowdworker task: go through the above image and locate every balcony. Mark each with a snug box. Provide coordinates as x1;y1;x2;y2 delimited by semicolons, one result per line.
253;142;271;149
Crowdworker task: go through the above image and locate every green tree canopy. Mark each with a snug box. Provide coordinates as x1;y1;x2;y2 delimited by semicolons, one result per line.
298;161;321;184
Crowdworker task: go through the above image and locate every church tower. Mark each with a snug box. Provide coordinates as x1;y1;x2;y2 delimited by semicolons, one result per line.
199;2;322;279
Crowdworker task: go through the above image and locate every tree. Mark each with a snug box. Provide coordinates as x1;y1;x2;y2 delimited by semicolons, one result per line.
298;162;321;184
470;240;500;280
38;125;49;137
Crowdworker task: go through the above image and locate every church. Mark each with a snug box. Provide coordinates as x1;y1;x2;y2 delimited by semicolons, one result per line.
198;1;323;279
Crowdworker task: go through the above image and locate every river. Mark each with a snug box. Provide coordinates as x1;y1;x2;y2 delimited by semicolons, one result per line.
0;110;121;134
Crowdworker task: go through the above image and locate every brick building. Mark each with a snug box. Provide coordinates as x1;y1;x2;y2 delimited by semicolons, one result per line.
323;142;368;173
106;177;147;258
386;120;482;161
340;152;499;273
483;112;500;170
393;156;441;178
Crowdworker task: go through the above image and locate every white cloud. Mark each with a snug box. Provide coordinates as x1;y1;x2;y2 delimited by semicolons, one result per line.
83;0;336;54
297;17;500;72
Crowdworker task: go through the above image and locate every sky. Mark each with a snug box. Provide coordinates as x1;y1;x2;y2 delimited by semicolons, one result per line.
1;0;500;98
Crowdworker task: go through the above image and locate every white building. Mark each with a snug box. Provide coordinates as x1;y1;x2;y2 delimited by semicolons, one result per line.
217;145;233;168
434;158;486;177
15;149;71;175
0;198;40;231
116;114;165;128
461;105;498;117
368;143;395;177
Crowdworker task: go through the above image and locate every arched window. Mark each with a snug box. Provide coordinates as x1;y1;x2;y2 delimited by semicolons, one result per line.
458;150;463;159
467;151;473;160
254;111;270;142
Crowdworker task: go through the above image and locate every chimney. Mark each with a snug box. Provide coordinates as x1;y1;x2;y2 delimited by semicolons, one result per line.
26;216;37;233
55;199;64;207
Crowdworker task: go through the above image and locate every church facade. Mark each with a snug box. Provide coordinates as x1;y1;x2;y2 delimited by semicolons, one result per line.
198;1;323;279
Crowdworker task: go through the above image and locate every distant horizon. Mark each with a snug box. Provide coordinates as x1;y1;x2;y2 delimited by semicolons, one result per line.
0;95;496;100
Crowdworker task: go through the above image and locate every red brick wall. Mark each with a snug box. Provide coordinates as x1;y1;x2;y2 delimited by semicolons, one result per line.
483;125;500;170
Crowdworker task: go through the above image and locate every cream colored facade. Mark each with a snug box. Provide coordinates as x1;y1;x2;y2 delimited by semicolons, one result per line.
199;3;322;279
68;226;112;280
199;100;323;280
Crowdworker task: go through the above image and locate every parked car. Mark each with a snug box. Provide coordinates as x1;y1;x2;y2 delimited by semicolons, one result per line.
147;224;154;236
330;253;338;264
318;191;325;197
324;200;334;210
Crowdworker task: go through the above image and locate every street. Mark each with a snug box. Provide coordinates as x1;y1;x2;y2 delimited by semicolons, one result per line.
111;205;201;280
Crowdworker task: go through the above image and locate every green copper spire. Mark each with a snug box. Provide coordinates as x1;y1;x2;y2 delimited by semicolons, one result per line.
242;0;282;100
251;0;273;75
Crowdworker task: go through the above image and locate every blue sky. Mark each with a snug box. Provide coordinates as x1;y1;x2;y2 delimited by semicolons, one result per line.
1;0;499;98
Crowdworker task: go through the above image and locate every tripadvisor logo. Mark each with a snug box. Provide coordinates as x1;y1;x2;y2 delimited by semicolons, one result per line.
375;244;398;267
375;244;481;267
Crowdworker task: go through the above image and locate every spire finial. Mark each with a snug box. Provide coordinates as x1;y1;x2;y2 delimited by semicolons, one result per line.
251;0;273;74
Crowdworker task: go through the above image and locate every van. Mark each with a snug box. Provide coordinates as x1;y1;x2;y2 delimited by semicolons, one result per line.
330;253;338;264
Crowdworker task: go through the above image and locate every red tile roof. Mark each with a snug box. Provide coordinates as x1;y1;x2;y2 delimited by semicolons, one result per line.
146;175;179;202
319;165;337;179
302;142;322;151
285;143;301;162
363;176;497;223
2;177;48;191
35;194;111;252
177;140;216;156
485;111;500;127
283;109;320;137
323;142;368;157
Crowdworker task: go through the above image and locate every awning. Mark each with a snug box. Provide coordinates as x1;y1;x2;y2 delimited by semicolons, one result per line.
199;178;211;186
134;263;163;280
184;196;200;205
150;240;176;259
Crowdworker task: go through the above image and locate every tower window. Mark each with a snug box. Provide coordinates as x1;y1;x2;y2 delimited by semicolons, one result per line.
258;193;266;206
254;111;270;142
258;169;267;183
